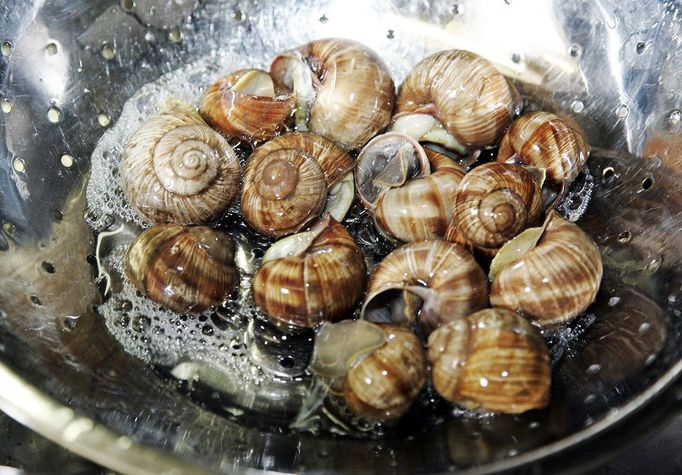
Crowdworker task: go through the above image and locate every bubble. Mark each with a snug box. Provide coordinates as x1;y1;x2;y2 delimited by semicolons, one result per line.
1;41;12;57
636;41;646;54
617;230;631;243
121;0;134;12
511;53;521;63
47;106;62;123
571;99;585;113
101;44;116;61
616;104;629;119
12;158;25;173
45;42;58;56
569;44;582;58
168;27;182;44
1;98;12;113
97;113;112;127
60;154;74;168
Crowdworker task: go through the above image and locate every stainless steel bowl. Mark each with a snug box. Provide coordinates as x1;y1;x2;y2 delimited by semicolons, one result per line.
1;1;682;473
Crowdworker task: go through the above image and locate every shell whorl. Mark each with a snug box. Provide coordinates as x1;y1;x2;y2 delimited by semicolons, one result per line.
241;132;354;237
121;103;240;224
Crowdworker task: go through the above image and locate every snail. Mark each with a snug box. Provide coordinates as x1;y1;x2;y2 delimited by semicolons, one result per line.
497;111;590;193
428;308;551;413
241;132;355;237
490;211;603;327
361;240;488;336
355;133;466;242
445;162;543;255
310;320;426;422
120;102;241;225
252;215;367;329
199;69;296;144
393;50;521;152
126;224;239;313
270;38;395;150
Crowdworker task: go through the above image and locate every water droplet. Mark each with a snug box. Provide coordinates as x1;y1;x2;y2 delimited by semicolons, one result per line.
98;113;111;127
602;166;615;179
133;315;151;332
586;364;601;375
646;256;661;272
1;41;12;57
666;110;681;133
452;4;462;15
144;31;156;42
201;324;214;336
168;27;182;43
1;98;12;113
120;0;134;12
616;104;629;119
607;296;621;307
30;295;42;306
47;106;61;123
569;44;582;58
584;393;597;404
41;261;56;273
232;8;245;22
319;14;328;23
636;41;646;54
617;231;631;243
2;222;16;235
51;209;63;222
571;99;585;113
60;153;74;168
101;44;115;61
387;30;395;39
511;53;521;63
638;322;651;334
45;42;58;56
12;158;25;173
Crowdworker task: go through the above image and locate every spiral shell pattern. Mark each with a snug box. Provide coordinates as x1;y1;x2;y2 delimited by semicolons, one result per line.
345;324;426;422
121;103;240;224
199;69;295;143
396;50;521;147
126;224;239;313
446;162;543;251
271;38;396;150
428;308;550;413
497;111;590;186
241;132;354;237
490;212;603;326
362;240;488;335
252;216;367;328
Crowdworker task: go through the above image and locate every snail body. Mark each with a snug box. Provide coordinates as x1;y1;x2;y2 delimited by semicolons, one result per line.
241;132;354;237
270;38;395;150
121;102;241;224
355;133;466;242
445;162;543;254
490;212;603;327
428;308;551;413
497;111;590;188
126;224;239;313
361;240;488;335
395;50;521;150
252;215;366;328
199;69;295;144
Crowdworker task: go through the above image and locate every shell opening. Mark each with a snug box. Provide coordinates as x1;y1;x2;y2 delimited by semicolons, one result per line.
272;54;316;130
324;171;354;222
390;113;466;154
488;225;544;280
231;69;276;97
261;216;332;264
478;189;527;237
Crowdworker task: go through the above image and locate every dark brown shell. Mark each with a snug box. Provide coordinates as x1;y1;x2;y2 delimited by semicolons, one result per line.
490;212;603;327
396;50;521;148
428;308;551;413
497;111;590;187
199;69;295;144
126;224;238;313
345;324;426;422
252;216;367;328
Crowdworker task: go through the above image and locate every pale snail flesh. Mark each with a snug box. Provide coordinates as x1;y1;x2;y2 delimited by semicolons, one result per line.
361;240;488;336
240;132;355;237
445;162;543;254
310;320;426;422
497;111;590;190
394;49;521;151
428;308;551;413
199;68;295;144
355;132;466;242
270;38;396;150
121;102;241;224
490;211;603;327
126;224;239;314
252;215;367;329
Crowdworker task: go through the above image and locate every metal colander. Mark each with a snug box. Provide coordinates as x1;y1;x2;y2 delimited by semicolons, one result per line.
1;0;682;473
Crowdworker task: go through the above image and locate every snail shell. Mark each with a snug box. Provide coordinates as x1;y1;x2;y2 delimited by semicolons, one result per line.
199;69;295;144
126;224;238;313
428;308;551;413
445;162;543;253
252;215;367;328
490;212;603;326
361;240;488;335
355;133;466;242
270;38;395;150
497;111;590;188
345;324;426;422
121;102;241;224
395;50;521;149
241;132;354;237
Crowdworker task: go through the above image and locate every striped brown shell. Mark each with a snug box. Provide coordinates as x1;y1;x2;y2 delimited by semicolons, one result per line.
361;240;488;335
252;216;367;328
428;308;551;413
345;324;426;422
241;132;354;237
445;162;543;253
355;132;466;242
121;103;241;224
199;69;295;144
490;212;603;327
396;50;521;148
126;224;238;313
271;38;395;150
497;111;590;187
